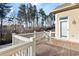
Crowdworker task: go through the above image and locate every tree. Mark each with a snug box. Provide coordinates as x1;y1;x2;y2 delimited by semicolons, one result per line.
7;9;17;32
39;8;46;28
26;4;38;30
31;5;37;30
27;3;33;28
0;3;11;40
49;13;55;27
17;4;27;32
17;11;24;26
33;5;39;27
36;12;39;27
17;4;27;24
44;14;47;28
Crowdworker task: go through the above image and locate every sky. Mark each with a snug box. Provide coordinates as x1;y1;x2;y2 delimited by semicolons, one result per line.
10;3;61;15
4;3;62;25
31;3;61;15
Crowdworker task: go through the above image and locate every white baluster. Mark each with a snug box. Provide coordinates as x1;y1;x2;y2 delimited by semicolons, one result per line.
34;31;36;38
27;47;29;56
29;46;32;56
24;48;27;56
32;38;36;56
25;48;28;56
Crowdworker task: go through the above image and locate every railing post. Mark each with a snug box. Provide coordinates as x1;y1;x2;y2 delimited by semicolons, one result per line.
12;33;16;45
34;31;36;38
32;37;36;56
49;31;51;41
44;30;45;37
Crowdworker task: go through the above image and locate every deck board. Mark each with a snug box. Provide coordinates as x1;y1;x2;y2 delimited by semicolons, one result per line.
36;42;79;56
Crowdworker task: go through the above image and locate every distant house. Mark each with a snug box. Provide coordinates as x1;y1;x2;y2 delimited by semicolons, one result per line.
52;3;79;40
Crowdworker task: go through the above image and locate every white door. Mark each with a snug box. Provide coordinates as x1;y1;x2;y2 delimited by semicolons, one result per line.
60;20;68;38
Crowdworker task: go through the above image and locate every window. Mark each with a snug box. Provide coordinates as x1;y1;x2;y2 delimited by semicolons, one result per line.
59;16;68;20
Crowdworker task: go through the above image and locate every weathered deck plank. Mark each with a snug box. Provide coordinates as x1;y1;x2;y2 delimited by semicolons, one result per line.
36;42;79;56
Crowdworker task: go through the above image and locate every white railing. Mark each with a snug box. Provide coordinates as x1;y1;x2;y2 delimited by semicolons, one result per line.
12;33;33;45
43;31;55;41
51;32;55;39
18;33;34;38
34;31;55;42
0;31;55;56
0;34;36;56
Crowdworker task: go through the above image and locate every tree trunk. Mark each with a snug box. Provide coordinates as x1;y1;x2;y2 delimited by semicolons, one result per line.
36;16;38;27
1;18;3;41
33;20;35;31
37;20;38;27
42;19;44;28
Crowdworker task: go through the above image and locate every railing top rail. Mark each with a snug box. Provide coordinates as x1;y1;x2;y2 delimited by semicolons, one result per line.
35;31;44;33
18;33;34;36
12;33;33;42
0;42;33;56
51;32;55;33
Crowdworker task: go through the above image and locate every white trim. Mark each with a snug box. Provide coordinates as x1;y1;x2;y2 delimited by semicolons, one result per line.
67;17;69;39
55;14;59;38
54;37;79;44
59;16;69;39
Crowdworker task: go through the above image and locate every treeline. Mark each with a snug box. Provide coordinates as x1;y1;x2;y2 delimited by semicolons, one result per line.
16;3;55;33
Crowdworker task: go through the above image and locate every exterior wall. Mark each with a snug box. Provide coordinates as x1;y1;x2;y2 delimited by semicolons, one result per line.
55;8;79;39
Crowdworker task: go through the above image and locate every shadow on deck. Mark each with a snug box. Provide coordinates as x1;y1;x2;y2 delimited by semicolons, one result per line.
36;42;79;56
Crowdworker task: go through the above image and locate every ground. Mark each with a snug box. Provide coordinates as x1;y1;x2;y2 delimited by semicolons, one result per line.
36;42;79;56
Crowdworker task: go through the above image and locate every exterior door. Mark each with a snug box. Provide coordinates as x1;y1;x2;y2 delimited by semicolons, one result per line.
60;18;68;38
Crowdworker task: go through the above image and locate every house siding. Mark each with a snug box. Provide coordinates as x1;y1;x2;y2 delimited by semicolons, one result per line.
55;8;79;39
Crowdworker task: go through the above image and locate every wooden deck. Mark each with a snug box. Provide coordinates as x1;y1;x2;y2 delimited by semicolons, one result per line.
36;41;79;56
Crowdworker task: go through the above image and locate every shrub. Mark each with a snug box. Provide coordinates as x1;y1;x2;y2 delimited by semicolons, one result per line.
0;31;12;45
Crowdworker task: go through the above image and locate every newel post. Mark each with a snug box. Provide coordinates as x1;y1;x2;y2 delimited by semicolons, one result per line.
34;31;36;38
32;37;36;56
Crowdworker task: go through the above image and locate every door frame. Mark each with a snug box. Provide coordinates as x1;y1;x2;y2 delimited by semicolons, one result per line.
59;17;69;39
